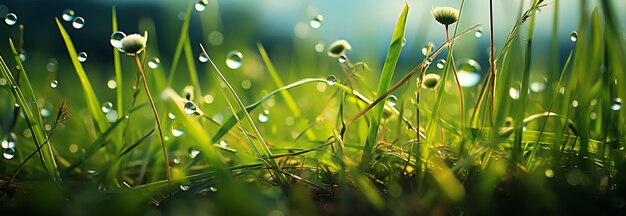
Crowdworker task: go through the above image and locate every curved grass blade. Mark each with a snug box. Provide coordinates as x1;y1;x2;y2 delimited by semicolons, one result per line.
55;18;109;134
166;0;193;87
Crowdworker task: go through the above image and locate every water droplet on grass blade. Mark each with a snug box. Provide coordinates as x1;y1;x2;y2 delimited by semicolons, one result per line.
4;13;16;26
424;58;432;66
530;81;546;92
219;140;228;147
3;147;15;159
72;16;85;29
198;52;209;63
62;9;75;21
171;128;184;137
545;169;554;178
168;113;176;119
77;52;88;62
457;59;482;87
226;50;243;69
509;87;520;100
148;57;160;69
50;80;59;88
310;14;323;28
611;98;622;111
110;31;126;48
258;109;270;122
570;31;578;42
326;75;337;86
189;148;200;158
436;59;446;69
1;133;16;149
195;0;208;12
69;144;78;153
386;95;398;107
101;102;113;113
184;101;197;114
572;100;579;108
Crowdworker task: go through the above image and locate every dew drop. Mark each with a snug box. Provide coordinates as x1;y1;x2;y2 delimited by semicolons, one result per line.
173;158;181;164
50;80;59;89
77;52;88;62
208;31;224;46
171;128;184;137
241;80;252;89
148;57;160;69
611;98;622;111
110;31;126;48
0;78;6;86
189;148;200;158
62;9;75;22
530;81;546;92
386;95;398;107
47;58;58;72
310;14;323;28
40;108;50;117
509;87;520;100
72;16;85;29
258;109;270;122
424;58;433;66
168;113;176;120
3;147;15;160
475;28;483;38
545;169;554;178
180;184;190;191
570;31;578;42
226;50;243;69
401;37;406;47
107;80;117;89
101;102;113;114
219;140;228;147
338;55;347;63
326;75;337;86
572;100;579;108
457;59;482;87
4;13;17;26
436;59;446;69
203;94;214;104
195;0;208;12
198;52;209;63
184;101;197;114
19;50;26;62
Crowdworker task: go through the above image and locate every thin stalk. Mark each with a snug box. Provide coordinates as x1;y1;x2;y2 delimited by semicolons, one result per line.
445;25;465;129
135;54;172;196
488;0;496;125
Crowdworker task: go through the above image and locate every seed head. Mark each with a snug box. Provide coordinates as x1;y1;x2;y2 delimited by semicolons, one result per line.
118;31;148;56
431;7;459;26
327;39;352;58
422;73;441;89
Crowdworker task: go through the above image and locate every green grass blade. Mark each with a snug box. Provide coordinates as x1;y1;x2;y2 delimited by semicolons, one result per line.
55;18;109;134
183;35;202;97
166;0;193;87
112;7;123;121
359;2;408;169
1;44;61;182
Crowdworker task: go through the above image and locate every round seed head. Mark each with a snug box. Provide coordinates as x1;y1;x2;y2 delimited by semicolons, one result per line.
431;7;459;26
119;31;148;56
327;39;352;58
422;73;441;89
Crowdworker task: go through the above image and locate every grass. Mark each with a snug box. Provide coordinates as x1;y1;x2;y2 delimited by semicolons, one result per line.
1;0;626;215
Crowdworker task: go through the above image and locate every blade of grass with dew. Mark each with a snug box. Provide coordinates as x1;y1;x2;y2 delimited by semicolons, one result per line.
257;43;315;140
166;0;193;87
513;0;540;164
0;51;60;182
112;6;123;137
161;88;231;177
200;44;288;185
55;18;109;134
359;2;408;169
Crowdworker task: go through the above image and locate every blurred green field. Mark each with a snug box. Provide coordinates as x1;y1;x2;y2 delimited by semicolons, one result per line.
1;0;626;215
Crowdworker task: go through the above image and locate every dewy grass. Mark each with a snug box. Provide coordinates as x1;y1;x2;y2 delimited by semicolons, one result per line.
2;1;626;215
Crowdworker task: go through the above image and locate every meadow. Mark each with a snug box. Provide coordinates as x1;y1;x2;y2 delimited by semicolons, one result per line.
1;0;625;215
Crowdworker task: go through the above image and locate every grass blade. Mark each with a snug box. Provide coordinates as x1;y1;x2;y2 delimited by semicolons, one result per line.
359;2;409;169
55;18;109;134
166;0;193;87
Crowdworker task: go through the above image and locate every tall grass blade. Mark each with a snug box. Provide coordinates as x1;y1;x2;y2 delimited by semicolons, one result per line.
359;2;408;169
166;0;193;87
